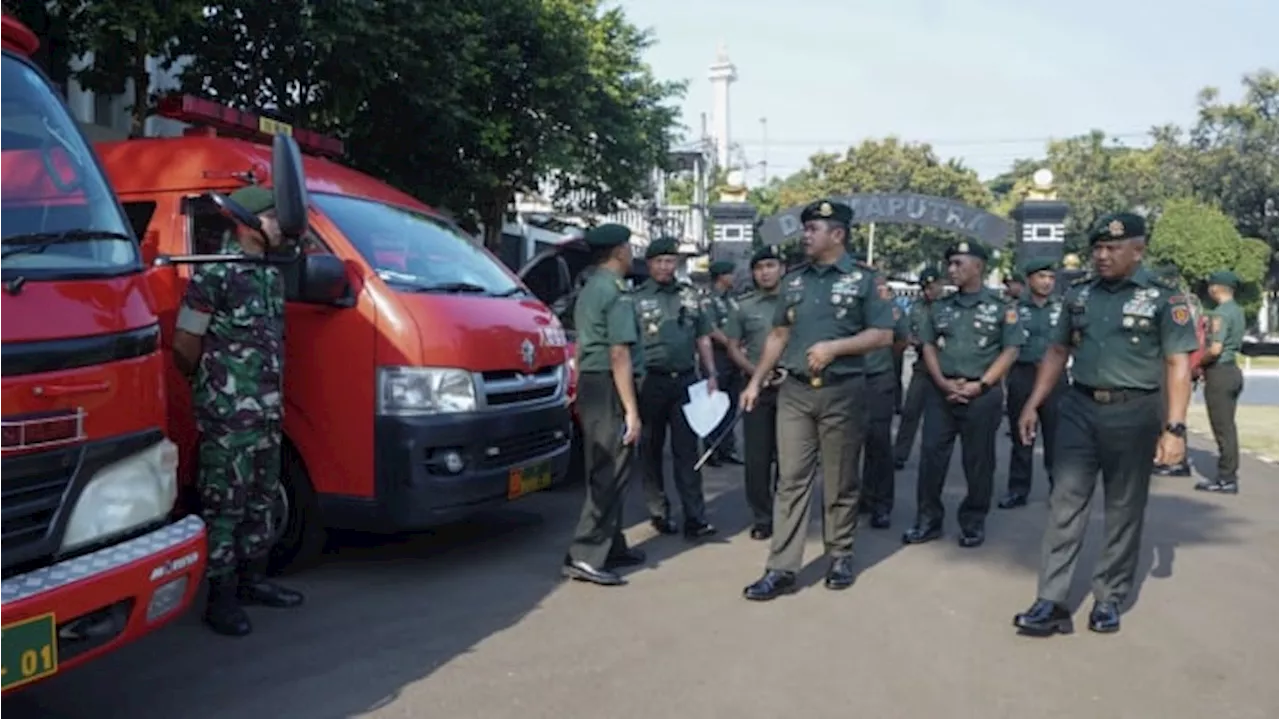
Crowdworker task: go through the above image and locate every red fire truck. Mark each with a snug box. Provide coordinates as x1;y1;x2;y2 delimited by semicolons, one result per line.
0;15;207;692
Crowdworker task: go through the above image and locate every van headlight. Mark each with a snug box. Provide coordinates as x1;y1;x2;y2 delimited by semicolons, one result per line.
377;366;477;416
61;438;179;553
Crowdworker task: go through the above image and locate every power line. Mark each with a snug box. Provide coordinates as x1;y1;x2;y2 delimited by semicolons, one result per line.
734;132;1153;148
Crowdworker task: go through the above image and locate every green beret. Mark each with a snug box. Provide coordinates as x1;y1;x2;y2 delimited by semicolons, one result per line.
1208;270;1240;289
583;223;631;248
228;185;275;216
750;245;784;266
1089;212;1146;244
944;240;989;262
645;236;679;259
709;260;736;277
919;267;942;285
1020;257;1056;276
800;199;853;226
1005;271;1025;284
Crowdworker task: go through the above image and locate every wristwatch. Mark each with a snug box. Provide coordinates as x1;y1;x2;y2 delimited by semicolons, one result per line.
1164;422;1187;438
978;379;991;394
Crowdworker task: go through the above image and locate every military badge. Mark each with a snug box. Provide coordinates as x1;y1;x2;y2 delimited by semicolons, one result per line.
1005;308;1018;325
818;202;833;217
1108;219;1125;237
1171;305;1191;325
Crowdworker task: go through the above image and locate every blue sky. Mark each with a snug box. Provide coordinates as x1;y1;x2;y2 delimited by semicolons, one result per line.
618;0;1279;181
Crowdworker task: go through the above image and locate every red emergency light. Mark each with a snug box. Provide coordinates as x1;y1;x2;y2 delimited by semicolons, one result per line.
155;94;345;158
2;15;41;57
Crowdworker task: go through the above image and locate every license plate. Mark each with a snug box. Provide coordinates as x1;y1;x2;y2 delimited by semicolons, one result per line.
507;461;553;499
1;613;58;692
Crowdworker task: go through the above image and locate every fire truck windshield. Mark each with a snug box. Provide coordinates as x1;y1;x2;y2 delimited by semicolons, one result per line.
1;51;139;278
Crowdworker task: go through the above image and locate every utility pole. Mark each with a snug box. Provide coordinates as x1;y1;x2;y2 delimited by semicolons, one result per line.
759;117;768;186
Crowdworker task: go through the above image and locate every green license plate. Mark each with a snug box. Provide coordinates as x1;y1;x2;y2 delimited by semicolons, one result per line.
507;461;553;499
2;613;57;692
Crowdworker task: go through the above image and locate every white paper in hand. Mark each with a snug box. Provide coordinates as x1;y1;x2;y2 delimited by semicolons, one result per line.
682;388;730;439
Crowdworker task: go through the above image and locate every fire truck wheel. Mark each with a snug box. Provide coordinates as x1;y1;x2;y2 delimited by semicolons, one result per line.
267;443;328;576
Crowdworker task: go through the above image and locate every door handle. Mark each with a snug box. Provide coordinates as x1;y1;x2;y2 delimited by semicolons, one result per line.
34;381;111;398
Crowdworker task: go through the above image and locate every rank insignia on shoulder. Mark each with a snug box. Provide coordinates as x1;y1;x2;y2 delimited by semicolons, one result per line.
1005;308;1018;324
1171;305;1191;326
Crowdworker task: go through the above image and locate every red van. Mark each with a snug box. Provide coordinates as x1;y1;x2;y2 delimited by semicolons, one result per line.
97;96;575;572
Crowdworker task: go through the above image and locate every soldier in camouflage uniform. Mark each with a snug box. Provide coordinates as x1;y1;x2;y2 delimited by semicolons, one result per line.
172;185;304;637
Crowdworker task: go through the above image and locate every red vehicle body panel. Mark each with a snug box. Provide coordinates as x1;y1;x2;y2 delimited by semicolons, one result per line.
1;15;206;694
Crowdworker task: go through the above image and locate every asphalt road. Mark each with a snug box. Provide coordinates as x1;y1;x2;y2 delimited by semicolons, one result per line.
5;429;1277;719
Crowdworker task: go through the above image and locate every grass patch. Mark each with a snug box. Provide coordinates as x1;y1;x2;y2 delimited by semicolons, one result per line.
1188;403;1279;461
1238;355;1279;370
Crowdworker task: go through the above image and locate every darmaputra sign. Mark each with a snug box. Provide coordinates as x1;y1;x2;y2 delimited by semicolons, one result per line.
757;193;1013;247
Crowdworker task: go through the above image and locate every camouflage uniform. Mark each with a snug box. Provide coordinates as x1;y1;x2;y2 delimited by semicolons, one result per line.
178;233;285;579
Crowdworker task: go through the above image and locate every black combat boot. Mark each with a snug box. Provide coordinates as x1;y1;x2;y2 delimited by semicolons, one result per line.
203;576;252;637
237;558;305;608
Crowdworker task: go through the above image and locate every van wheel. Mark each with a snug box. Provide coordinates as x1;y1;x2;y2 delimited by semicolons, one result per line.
267;445;327;576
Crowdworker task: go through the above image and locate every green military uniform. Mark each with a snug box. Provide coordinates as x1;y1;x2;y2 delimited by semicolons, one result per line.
705;259;742;462
765;200;896;577
861;280;910;524
893;267;942;467
567;224;645;570
177;185;303;636
1002;257;1067;506
633;237;715;534
724;246;784;533
1199;270;1246;492
908;241;1024;544
1034;213;1199;618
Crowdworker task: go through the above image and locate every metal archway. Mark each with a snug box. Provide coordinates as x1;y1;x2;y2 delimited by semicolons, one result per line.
756;193;1013;247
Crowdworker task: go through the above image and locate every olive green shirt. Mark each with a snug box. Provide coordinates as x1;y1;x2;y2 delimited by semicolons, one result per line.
1054;266;1199;390
1015;294;1065;364
919;287;1024;380
772;254;897;381
906;297;934;374
633;279;712;373
704;288;739;371
573;267;644;376
724;289;780;366
866;302;909;375
1208;298;1246;365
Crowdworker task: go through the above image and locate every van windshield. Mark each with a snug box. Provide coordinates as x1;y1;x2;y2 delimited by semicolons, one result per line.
1;51;138;277
314;193;521;296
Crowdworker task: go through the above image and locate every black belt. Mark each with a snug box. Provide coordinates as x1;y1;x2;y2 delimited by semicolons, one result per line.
943;375;982;382
1072;383;1157;405
787;372;860;388
647;368;695;379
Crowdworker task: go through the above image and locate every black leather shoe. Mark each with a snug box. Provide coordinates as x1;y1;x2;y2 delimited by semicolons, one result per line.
605;547;646;569
742;570;797;601
824;556;856;590
1194;479;1239;494
1088;601;1120;633
1152;462;1191;477
856;503;872;515
1013;599;1073;636
717;452;744;465
237;562;305;608
997;492;1027;509
562;556;626;586
684;520;717;540
893;459;906;470
704;456;722;468
749;524;772;540
958;526;985;548
902;522;942;545
650;516;679;535
869;511;891;529
204;579;252;637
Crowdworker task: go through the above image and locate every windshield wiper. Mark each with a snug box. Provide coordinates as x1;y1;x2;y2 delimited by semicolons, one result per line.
493;286;528;297
1;230;132;259
405;281;490;294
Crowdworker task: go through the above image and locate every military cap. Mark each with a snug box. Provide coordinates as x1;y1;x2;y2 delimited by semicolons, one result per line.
583;223;631;248
1020;257;1057;276
919;267;942;285
645;236;679;259
1208;270;1240;289
1089;212;1146;244
228;185;275;216
709;260;736;277
944;240;990;262
800;199;854;226
750;245;784;267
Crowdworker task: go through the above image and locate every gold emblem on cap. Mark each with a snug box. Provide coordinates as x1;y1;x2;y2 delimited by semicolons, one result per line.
818;202;833;217
1108;219;1125;237
810;376;823;388
957;241;969;253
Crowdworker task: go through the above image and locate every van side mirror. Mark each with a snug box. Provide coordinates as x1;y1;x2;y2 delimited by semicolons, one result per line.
298;253;349;304
271;133;309;239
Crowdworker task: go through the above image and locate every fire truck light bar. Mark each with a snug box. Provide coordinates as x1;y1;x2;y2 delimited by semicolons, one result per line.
155;94;345;158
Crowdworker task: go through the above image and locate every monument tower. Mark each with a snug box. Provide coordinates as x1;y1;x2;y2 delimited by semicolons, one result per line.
708;43;737;170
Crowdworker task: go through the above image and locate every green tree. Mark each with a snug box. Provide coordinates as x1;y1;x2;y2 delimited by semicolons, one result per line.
765;138;993;272
30;0;203;137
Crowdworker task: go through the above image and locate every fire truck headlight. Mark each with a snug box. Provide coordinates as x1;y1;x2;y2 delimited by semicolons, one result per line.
61;438;180;553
